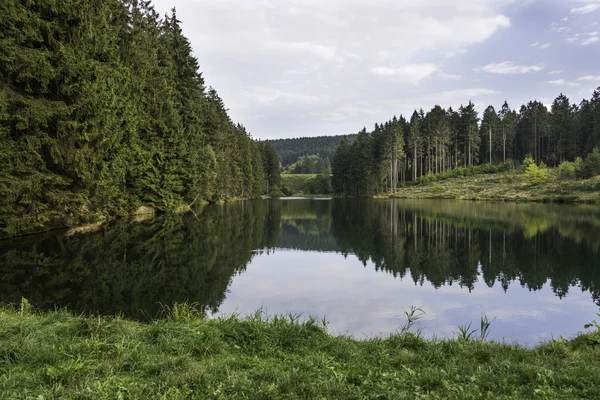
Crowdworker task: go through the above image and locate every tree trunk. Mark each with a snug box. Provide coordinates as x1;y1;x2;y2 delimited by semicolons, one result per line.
489;126;492;167
503;125;506;164
413;143;417;181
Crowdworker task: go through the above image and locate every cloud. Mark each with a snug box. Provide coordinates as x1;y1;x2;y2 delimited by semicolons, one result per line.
244;87;325;106
552;26;571;33
442;48;468;58
150;0;600;139
372;64;438;83
544;79;581;87
582;36;600;45
571;3;600;15
539;43;551;49
387;88;499;111
565;30;599;46
479;62;545;74
531;41;540;47
438;72;463;81
577;75;600;81
547;70;563;75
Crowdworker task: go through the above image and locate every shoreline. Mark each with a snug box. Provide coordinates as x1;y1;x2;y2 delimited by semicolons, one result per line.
388;172;600;204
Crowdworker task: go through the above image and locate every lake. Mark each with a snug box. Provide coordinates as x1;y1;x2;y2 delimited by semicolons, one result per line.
1;198;599;345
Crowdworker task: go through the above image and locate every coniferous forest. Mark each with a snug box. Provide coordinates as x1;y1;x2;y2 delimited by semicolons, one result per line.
0;1;280;238
266;135;356;168
332;91;600;196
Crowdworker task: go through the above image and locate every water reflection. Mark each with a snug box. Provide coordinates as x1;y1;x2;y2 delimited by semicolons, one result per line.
1;198;599;342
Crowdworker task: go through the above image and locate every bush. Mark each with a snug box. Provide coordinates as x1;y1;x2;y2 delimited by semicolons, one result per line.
584;148;600;178
524;163;548;185
281;186;293;197
419;172;437;184
574;157;585;179
522;155;535;169
269;185;285;198
303;174;331;195
557;161;576;180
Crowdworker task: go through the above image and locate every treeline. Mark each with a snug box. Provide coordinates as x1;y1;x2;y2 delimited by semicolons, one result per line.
0;0;280;238
266;134;356;167
284;154;331;174
332;89;600;196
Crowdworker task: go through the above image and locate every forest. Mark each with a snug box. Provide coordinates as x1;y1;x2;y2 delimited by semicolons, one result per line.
266;134;356;168
332;91;600;196
0;0;280;239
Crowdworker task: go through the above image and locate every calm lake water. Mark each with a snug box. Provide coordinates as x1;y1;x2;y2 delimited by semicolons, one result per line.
1;199;599;345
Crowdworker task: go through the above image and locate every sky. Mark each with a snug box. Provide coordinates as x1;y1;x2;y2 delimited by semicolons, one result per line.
151;0;600;139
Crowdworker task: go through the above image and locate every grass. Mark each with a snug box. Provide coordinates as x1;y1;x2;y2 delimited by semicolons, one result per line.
392;170;600;203
1;304;600;399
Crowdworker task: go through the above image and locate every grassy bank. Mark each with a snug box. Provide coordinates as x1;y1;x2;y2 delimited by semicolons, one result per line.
391;171;600;203
1;306;600;399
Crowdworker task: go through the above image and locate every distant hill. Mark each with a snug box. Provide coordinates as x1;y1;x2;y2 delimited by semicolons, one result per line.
265;134;356;167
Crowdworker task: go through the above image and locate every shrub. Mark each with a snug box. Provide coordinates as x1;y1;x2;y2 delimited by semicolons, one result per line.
303;174;331;195
281;186;293;197
557;161;576;180
419;172;437;184
522;155;535;169
524;163;548;185
269;185;285;198
574;157;585;179
584;147;600;178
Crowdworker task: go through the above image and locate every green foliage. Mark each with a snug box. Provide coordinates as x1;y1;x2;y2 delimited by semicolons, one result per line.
0;1;274;238
1;306;599;398
525;163;549;185
418;163;511;184
260;142;281;194
268;185;285;198
522;155;536;168
329;87;600;194
557;160;576;180
266;135;356;167
285;154;331;175
584;147;600;178
303;174;332;195
574;157;586;179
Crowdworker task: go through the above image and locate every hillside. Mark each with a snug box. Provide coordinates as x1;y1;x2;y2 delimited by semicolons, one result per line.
266;134;356;167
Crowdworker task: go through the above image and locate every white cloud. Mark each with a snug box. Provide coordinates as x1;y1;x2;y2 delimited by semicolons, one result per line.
387;88;499;112
539;43;551;49
582;36;600;45
372;64;438;84
544;79;581;87
577;75;600;81
552;26;571;33
531;41;540;47
149;0;600;139
571;3;600;15
442;48;468;58
243;87;325;106
480;62;545;74
438;72;464;81
547;70;563;75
